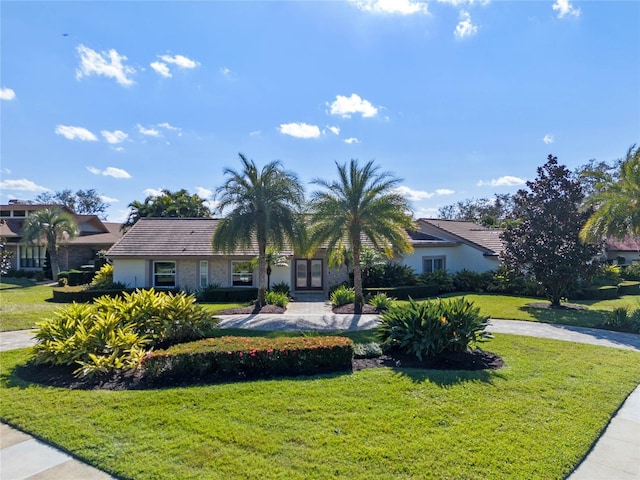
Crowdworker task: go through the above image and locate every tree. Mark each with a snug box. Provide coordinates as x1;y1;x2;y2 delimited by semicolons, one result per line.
35;189;109;219
212;154;304;306
0;221;13;275
438;194;515;227
124;189;212;228
500;155;600;308
21;208;78;279
580;145;640;243
255;248;289;291
309;159;415;313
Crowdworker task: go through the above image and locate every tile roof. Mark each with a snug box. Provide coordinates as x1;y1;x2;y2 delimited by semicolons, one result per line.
416;218;504;256
606;236;640;251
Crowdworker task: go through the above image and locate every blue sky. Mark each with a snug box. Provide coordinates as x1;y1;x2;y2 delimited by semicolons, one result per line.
1;0;638;222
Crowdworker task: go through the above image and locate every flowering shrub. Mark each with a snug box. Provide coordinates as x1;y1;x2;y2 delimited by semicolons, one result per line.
377;297;492;360
141;336;353;381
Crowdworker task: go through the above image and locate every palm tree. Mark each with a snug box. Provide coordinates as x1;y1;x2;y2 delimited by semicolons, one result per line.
252;247;289;291
21;208;78;279
213;154;304;306
308;159;415;313
580;145;640;243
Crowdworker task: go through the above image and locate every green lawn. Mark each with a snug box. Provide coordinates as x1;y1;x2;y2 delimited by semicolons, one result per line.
0;278;61;331
1;333;639;479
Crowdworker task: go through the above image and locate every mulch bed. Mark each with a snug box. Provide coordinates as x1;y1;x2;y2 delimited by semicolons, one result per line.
215;304;286;315
332;303;380;314
526;302;588;311
15;349;503;391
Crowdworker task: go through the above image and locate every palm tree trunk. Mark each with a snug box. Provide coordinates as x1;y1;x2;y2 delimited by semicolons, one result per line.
352;243;363;314
48;247;61;280
257;242;267;307
267;265;272;291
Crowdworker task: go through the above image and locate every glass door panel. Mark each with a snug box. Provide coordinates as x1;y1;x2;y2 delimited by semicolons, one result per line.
296;260;308;288
311;260;322;288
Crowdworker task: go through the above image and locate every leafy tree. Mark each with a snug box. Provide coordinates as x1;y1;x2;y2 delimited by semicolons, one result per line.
124;189;211;228
35;189;109;219
580;145;640;243
309;159;415;313
213;154;304;306
21;208;78;279
574;158;619;198
0;221;13;275
500;155;600;308
438;194;515;227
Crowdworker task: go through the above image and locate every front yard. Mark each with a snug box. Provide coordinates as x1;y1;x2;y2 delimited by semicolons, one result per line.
2;333;640;479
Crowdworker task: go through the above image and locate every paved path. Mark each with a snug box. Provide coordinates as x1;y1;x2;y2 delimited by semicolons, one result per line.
1;305;639;479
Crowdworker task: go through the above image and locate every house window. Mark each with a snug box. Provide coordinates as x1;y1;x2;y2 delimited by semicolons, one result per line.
20;245;46;268
231;261;253;286
199;261;208;288
154;261;176;288
422;256;446;274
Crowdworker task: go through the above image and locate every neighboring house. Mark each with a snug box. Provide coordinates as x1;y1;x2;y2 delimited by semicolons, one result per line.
605;236;640;265
0;202;123;272
106;217;348;294
403;219;504;275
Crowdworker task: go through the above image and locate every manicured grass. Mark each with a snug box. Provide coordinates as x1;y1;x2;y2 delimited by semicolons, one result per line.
2;334;639;479
428;293;640;328
0;278;60;331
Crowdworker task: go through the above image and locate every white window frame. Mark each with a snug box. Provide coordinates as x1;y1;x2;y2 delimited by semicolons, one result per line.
199;260;209;288
422;256;446;274
231;260;254;287
153;261;176;288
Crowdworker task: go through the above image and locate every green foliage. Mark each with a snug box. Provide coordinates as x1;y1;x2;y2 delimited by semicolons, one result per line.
622;263;640;281
364;261;417;288
618;281;640;295
35;188;109;219
438;193;516;228
89;263;113;288
265;290;289;308
330;284;355;307
579;285;619;300
270;281;291;297
141;335;354;381
367;292;394;312
418;270;455;293
352;342;383;358
604;306;640;333
364;285;438;300
591;264;623;286
195;287;258;303
33;289;218;378
377;297;492;360
453;269;492;292
125;188;212;228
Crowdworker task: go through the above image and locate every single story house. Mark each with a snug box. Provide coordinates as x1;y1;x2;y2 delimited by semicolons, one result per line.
605;236;640;265
403;218;504;275
106;217;504;293
0;202;123;272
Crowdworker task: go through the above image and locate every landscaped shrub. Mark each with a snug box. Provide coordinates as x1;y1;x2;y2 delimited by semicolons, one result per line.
34;289;219;378
66;269;94;286
141;336;354;381
618;281;640;296
622;264;640;281
377;297;492;360
591;264;623;286
195;287;258;303
453;269;491;292
368;292;394;313
580;285;619;300
604;306;640;333
270;282;291;297
265;290;289;308
418;270;455;293
331;285;355;307
52;287;143;303
364;262;417;288
352;342;383;358
364;285;438;300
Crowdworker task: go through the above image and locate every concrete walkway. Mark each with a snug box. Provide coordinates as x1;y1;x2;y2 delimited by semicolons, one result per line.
1;304;639;479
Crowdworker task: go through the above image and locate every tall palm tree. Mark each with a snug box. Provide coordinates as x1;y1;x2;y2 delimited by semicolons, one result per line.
309;159;415;313
21;208;78;279
580;145;640;243
252;247;289;291
213;154;305;306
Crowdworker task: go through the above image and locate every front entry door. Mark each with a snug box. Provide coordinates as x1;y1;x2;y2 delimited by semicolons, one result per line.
295;259;323;290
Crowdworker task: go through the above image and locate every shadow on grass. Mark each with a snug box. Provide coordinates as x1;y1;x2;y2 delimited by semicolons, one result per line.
520;304;607;328
392;367;505;387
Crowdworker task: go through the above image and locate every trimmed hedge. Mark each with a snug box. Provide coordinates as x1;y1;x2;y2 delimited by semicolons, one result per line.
58;269;94;286
196;287;258;303
618;281;640;296
364;285;438;300
52;287;180;303
580;285;619;300
141;336;354;382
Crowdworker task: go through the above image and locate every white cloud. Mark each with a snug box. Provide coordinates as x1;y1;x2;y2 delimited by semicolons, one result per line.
87;166;132;179
454;10;478;39
0;87;16;100
55;125;98;141
437;0;490;6
0;179;49;192
150;61;171;78
137;124;161;137
553;0;580;18
100;195;119;203
327;126;340;135
249;130;262;137
159;54;200;69
349;0;429;15
220;66;234;77
112;146;125;152
1;168;11;175
101;130;128;144
477;176;526;187
543;134;554;144
157;122;181;131
394;186;434;201
435;189;455;195
328;94;378;118
75;44;135;86
344;137;360;144
195;187;214;198
279;122;321;139
143;188;164;197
